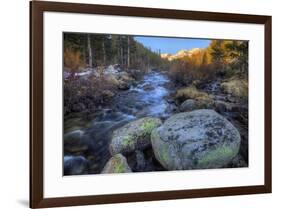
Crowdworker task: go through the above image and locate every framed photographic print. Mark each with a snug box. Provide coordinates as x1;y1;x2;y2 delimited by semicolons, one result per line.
30;0;272;208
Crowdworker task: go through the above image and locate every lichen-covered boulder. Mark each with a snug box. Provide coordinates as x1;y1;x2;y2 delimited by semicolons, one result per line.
109;117;162;155
151;110;241;170
180;99;214;112
101;154;132;173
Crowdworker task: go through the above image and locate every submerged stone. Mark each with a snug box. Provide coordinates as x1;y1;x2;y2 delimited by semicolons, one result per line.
64;155;88;175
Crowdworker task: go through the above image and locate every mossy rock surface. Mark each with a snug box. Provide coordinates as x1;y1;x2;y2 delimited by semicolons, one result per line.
151;110;241;170
109;117;162;155
101;154;132;173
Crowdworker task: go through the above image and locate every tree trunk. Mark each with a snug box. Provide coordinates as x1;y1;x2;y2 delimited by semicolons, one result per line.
102;40;106;65
127;36;130;68
87;34;93;68
120;46;123;65
83;35;87;65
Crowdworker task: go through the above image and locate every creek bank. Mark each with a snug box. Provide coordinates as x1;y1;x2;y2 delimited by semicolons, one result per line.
64;65;139;115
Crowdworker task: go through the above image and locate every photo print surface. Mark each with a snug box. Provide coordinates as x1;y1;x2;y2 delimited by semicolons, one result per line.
63;32;248;175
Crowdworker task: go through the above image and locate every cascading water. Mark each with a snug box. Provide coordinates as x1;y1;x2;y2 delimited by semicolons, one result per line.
64;71;175;174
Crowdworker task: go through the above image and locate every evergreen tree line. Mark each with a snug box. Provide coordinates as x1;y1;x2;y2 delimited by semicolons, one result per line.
63;33;164;73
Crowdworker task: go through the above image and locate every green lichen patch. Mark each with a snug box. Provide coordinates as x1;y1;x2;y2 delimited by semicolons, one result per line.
121;136;135;150
101;154;132;174
140;119;160;136
112;156;126;173
151;129;170;169
197;144;238;168
159;144;170;163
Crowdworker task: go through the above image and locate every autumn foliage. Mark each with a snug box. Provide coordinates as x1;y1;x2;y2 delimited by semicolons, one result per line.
169;40;248;85
64;48;82;74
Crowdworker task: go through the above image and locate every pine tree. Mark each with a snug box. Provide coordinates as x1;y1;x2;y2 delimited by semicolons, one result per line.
210;40;225;63
127;36;130;68
226;41;248;75
87;34;93;68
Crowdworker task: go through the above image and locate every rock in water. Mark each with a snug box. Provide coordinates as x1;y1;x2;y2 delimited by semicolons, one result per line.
64;155;88;175
64;130;89;153
102;154;132;173
151;110;241;170
109;117;162;155
180;99;214;112
64;130;84;141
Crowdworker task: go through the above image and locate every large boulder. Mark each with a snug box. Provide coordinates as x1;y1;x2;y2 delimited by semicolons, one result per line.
109;117;162;155
101;154;132;173
180;99;214;112
151;110;241;170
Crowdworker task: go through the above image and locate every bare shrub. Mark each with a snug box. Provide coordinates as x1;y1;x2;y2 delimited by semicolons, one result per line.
169;59;219;86
64;74;117;115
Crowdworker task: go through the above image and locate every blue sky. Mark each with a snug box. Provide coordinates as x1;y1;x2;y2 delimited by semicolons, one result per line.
134;36;211;54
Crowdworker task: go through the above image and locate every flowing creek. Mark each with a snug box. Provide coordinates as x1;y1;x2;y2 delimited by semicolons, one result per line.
64;71;176;174
64;71;248;175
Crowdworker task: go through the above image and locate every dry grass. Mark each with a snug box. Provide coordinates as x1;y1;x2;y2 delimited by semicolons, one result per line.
221;79;248;99
175;86;212;103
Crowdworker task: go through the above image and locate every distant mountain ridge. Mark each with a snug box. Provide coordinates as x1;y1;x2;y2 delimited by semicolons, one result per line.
161;48;203;61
